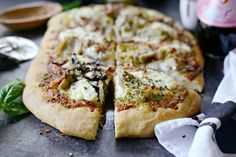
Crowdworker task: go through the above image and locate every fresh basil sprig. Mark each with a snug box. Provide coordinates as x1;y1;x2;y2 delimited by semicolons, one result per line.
0;80;29;116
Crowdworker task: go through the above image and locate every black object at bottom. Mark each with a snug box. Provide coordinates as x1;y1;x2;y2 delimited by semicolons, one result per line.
206;101;236;124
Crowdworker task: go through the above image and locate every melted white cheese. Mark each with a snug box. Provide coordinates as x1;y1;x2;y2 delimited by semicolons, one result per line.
84;46;97;58
149;22;177;36
133;22;178;43
159;40;191;53
159;57;177;72
131;70;175;89
59;27;105;43
72;8;97;20
68;77;98;102
114;67;127;98
76;55;94;63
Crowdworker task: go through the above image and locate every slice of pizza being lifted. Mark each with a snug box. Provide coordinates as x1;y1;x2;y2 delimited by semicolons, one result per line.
114;67;200;138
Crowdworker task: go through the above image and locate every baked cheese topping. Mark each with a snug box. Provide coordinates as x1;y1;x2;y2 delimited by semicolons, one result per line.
115;68;189;112
39;4;202;111
133;22;178;44
59;28;103;43
39;53;112;110
68;77;98;103
116;40;201;90
158;40;191;53
116;43;156;67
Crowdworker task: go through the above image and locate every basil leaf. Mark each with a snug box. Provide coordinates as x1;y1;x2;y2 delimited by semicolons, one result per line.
0;80;25;103
2;102;29;116
0;82;15;102
0;80;29;116
0;99;3;111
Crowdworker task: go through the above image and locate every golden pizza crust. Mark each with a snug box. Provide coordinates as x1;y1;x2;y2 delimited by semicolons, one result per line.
192;45;204;91
114;89;200;138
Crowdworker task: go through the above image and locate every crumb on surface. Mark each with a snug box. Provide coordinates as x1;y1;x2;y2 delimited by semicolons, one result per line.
69;152;73;156
59;132;65;136
44;128;52;133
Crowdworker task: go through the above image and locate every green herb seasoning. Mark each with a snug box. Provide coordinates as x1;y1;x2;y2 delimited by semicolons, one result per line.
116;72;188;112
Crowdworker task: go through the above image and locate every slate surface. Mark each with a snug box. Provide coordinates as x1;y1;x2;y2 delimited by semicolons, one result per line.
0;0;236;157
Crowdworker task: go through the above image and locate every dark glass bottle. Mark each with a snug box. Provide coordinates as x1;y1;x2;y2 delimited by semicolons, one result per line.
196;0;236;58
197;22;236;58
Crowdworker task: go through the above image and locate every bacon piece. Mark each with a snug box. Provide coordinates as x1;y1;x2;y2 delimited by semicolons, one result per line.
48;72;66;90
69;102;97;112
116;102;135;112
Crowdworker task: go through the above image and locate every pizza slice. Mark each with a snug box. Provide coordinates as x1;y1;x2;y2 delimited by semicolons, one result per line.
23;9;114;140
116;41;204;92
65;5;115;41
51;5;118;67
24;49;113;140
56;28;116;67
114;5;197;45
114;67;200;138
114;6;177;42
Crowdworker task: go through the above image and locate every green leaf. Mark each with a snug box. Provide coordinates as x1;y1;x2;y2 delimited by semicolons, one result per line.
0;80;29;116
2;102;29;116
61;0;81;11
0;80;25;103
0;99;3;111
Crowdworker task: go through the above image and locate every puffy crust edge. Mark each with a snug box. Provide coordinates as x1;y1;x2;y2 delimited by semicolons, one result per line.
114;89;200;138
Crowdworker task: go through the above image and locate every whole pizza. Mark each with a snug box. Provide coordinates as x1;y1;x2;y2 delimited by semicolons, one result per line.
23;4;204;140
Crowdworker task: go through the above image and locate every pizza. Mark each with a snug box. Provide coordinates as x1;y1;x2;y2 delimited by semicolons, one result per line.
114;67;200;138
23;4;203;140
